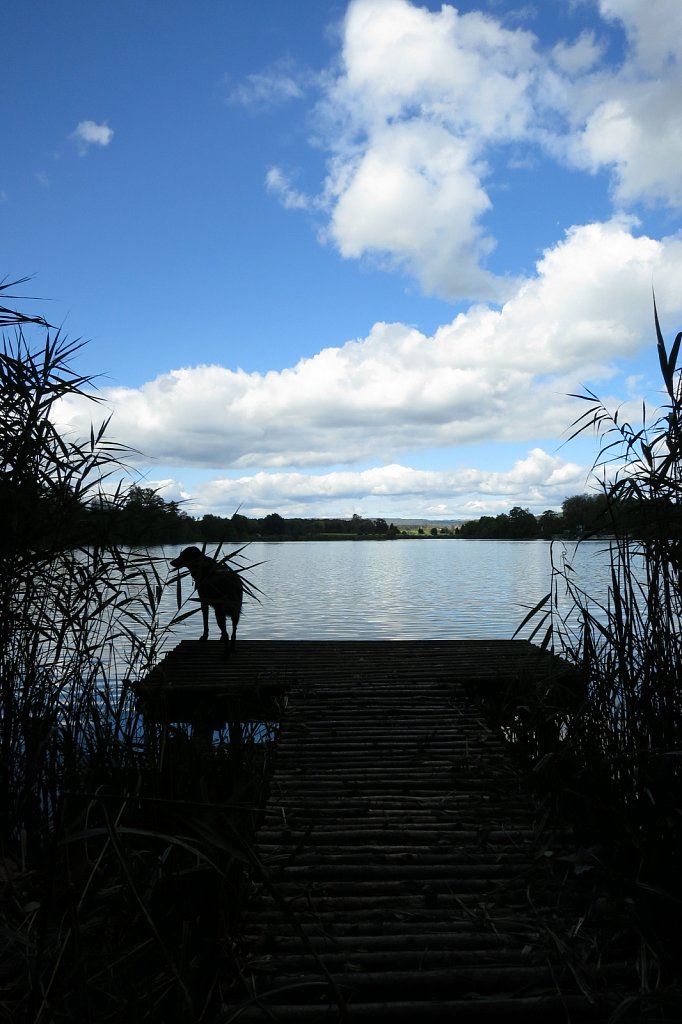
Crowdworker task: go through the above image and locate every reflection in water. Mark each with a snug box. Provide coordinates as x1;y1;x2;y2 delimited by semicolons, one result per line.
153;539;619;648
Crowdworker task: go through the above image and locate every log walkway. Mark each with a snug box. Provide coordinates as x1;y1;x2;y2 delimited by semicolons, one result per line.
135;641;639;1021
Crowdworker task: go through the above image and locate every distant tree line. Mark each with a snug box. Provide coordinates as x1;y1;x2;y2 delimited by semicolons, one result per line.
81;491;404;545
456;493;673;539
7;481;670;550
102;489;668;545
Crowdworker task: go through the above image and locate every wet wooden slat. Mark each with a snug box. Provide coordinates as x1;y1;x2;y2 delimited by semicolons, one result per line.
133;638;574;724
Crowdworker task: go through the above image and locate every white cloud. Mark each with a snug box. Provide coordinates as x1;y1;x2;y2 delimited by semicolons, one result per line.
55;217;682;487
256;0;682;298
226;59;312;109
598;0;682;72
71;120;114;153
577;90;682;206
333;0;536;138
552;3;682;205
312;0;539;300
551;32;602;75
265;166;313;210
326;120;506;299
176;449;587;519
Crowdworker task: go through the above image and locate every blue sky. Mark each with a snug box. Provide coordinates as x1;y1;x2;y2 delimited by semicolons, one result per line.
3;0;682;520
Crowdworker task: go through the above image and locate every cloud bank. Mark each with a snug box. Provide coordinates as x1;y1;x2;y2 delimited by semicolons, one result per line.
159;448;587;520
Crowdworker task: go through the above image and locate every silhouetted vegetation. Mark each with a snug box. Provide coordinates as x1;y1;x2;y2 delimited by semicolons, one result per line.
59;492;405;545
458;504;543;538
194;510;402;543
498;306;682;1010
84;488;663;546
457;492;659;539
0;287;272;1023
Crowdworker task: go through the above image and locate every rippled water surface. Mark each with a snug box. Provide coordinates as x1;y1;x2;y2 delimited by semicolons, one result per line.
154;539;619;645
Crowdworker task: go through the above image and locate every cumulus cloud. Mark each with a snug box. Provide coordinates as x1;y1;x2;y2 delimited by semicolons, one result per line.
541;1;682;205
569;86;682;206
71;120;114;153
55;217;682;482
255;0;682;298
598;0;682;71
326;120;505;299
313;0;539;300
331;0;537;139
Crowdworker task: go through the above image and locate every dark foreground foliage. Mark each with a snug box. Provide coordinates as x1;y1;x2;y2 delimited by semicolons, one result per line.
0;286;275;1023
492;306;682;1010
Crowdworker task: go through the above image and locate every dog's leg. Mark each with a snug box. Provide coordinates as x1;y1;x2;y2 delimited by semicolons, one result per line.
200;601;210;641
217;608;231;659
215;606;229;643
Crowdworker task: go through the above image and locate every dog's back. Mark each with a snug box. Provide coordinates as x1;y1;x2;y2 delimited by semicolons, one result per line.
196;558;243;615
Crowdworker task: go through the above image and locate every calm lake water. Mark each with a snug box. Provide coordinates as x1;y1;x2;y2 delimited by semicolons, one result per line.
153;539;619;647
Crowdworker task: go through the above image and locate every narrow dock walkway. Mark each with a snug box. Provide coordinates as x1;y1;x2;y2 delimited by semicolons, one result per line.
136;642;635;1020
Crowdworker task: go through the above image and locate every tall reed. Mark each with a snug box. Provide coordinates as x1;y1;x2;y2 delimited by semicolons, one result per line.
519;305;681;955
0;286;274;1023
0;323;161;859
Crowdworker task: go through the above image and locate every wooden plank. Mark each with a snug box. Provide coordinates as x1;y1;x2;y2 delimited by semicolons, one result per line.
133;639;577;724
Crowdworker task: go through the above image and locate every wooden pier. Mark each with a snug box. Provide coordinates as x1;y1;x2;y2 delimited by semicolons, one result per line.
135;641;637;1021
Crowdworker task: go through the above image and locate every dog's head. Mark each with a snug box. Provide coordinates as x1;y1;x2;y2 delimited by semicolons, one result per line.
170;546;205;570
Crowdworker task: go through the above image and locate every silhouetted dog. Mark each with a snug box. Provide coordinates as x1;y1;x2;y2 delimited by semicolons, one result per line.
170;546;243;652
